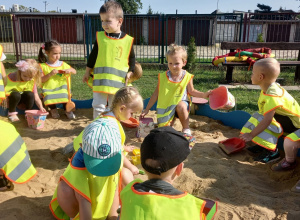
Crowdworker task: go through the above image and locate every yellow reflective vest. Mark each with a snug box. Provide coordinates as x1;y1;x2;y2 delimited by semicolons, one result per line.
286;129;300;142
0;44;5;102
0;120;37;184
93;31;133;95
5;73;35;96
241;83;300;151
157;71;193;127
120;179;207;220
40;62;71;106
50;116;125;220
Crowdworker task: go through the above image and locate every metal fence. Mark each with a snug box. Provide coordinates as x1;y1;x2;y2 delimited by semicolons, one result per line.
0;12;299;63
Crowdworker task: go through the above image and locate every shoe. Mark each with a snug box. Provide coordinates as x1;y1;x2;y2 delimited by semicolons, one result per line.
183;133;196;150
271;158;297;171
291;180;300;193
0;174;14;191
8;112;20;123
247;145;265;154
50;109;60;119
254;149;280;163
66;111;76;119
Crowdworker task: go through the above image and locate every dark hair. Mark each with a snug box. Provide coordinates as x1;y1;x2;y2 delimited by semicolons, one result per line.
99;0;123;19
38;40;61;63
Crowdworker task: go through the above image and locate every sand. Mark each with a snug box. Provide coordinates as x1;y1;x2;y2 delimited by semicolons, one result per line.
1;108;300;220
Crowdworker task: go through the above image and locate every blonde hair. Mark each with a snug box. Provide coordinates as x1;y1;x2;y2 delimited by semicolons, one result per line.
99;0;123;19
130;62;143;82
254;58;280;80
111;87;143;113
16;59;42;86
166;44;187;62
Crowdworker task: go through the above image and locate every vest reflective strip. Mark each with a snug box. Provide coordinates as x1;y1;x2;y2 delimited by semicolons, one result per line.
157;105;177;124
93;79;124;88
42;85;68;93
94;67;127;78
244;121;278;144
43;93;68;102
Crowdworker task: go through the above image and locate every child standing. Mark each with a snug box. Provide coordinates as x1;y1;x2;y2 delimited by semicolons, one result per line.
50;86;143;219
38;40;77;119
5;59;46;122
82;0;135;119
141;44;211;137
240;58;300;163
0;44;7;104
119;126;217;220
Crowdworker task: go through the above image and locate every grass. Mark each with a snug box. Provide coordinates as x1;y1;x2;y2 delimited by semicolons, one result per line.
5;65;300;114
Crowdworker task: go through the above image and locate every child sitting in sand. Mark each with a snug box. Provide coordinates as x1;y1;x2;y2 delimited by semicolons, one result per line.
0;44;7;104
240;58;300;163
50;86;144;219
119;126;217;219
141;44;211;139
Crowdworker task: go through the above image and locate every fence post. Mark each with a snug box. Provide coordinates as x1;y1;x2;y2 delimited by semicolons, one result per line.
12;14;20;62
84;14;90;61
239;13;243;42
242;13;248;42
160;14;165;64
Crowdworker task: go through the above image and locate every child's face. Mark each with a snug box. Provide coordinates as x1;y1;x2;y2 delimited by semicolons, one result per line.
167;52;187;76
251;65;263;85
117;99;143;121
100;12;122;34
46;46;61;64
21;71;34;81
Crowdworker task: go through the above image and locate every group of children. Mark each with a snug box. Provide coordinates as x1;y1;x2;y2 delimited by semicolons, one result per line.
1;0;300;219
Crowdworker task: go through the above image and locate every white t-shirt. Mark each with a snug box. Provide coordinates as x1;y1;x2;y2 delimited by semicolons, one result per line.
0;53;6;62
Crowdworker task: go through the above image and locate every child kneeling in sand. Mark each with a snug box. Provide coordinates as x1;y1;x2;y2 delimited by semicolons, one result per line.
240;58;300;163
119;126;217;220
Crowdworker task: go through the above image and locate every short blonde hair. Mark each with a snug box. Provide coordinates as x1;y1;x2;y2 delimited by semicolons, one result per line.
130;62;142;82
16;59;42;86
166;44;187;63
99;0;123;19
254;58;280;80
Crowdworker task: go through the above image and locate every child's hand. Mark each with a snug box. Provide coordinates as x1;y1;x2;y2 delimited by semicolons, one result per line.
124;145;134;153
140;109;149;118
125;71;133;86
64;69;75;75
40;107;47;112
82;72;90;83
203;90;212;98
129;164;139;175
239;133;253;142
50;69;59;76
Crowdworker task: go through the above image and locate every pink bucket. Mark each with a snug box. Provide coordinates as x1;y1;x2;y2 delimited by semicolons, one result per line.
25;110;49;130
209;86;235;110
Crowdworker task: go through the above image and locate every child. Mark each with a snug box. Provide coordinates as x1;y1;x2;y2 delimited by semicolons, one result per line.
141;44;211;137
0;120;37;191
240;58;300;163
0;44;7;104
82;0;136;119
50;86;144;219
5;59;46;122
119;126;217;220
38;40;77;119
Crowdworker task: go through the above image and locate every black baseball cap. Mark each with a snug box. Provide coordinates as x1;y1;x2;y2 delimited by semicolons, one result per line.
141;126;190;175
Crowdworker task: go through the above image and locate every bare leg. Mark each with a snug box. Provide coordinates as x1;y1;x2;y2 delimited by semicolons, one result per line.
107;188;119;220
121;168;134;188
284;138;300;163
176;101;190;130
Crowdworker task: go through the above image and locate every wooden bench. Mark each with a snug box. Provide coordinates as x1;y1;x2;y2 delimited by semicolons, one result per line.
220;42;300;83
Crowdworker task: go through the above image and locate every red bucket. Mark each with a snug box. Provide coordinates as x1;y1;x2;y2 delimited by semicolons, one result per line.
25;110;49;130
209;86;235;110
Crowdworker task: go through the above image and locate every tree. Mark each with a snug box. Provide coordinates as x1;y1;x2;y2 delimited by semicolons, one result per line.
257;3;272;12
19;5;29;12
147;5;153;15
186;37;197;73
116;0;142;14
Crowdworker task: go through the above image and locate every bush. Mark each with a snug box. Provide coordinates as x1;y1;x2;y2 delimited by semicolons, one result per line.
256;33;264;42
186;37;197;73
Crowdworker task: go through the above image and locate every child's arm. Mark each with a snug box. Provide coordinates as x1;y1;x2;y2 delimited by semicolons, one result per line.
33;87;46;112
187;79;211;98
63;67;76;75
123;154;139;175
41;69;59;83
125;71;133;86
82;67;92;83
1;62;7;86
240;110;275;142
141;84;159;117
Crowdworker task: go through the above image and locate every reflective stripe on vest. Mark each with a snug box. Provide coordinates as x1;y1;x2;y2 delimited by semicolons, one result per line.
286;129;300;142
5;73;35;95
157;71;193;127
40;62;71;105
93;31;133;94
0;121;37;183
241;112;283;151
120;179;206;220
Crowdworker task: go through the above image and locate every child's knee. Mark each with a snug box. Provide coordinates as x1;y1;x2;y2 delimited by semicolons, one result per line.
122;168;134;187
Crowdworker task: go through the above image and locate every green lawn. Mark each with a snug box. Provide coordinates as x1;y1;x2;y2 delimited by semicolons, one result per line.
5;65;300;114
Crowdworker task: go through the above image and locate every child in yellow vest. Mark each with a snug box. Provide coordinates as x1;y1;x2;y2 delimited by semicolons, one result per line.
0;44;7;104
5;59;46;123
141;44;211;138
38;40;77;119
240;58;300;163
50;86;144;220
120;126;217;220
0;120;37;191
82;0;135;119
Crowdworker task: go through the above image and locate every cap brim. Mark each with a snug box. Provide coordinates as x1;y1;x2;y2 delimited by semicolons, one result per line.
83;151;122;177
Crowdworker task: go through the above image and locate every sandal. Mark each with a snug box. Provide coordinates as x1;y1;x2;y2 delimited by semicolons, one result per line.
183;133;196;150
271;158;297;171
50;109;60;119
0;174;14;192
8;112;20;123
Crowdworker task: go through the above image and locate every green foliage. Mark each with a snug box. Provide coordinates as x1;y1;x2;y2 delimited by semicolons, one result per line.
186;37;197;73
139;36;147;45
256;33;264;42
116;0;142;14
147;5;153;15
